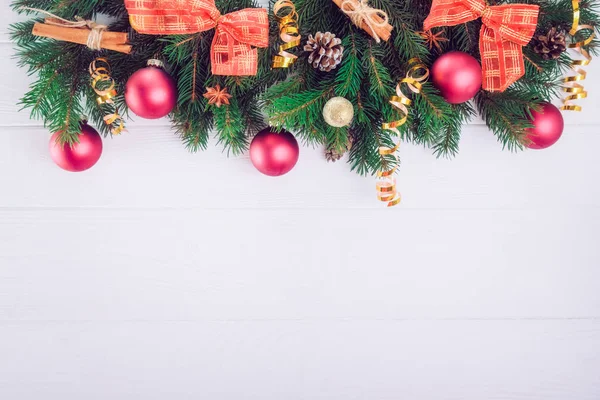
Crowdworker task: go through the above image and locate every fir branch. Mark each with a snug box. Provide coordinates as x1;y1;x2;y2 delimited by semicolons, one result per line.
523;53;543;72
191;52;199;102
431;103;474;158
263;75;306;104
325;125;350;153
475;90;543;151
364;42;394;101
26;70;58;119
411;83;453;144
214;100;247;155
62;74;80;140
418;88;446;119
335;30;363;98
268;88;333;129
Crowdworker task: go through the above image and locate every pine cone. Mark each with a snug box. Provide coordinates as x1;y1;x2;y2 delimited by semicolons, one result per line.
532;27;567;60
304;32;344;72
325;132;354;162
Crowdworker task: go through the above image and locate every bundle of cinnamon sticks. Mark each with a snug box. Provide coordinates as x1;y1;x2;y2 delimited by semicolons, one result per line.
32;18;132;54
332;0;393;42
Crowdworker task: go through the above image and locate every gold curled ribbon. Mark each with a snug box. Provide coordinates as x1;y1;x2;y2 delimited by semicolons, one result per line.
378;58;429;207
272;0;301;68
89;58;125;135
561;0;595;112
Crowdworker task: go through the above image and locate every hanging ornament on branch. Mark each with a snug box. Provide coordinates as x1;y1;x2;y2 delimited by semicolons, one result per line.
272;0;301;69
323;97;354;127
22;7;131;54
332;0;393;43
250;128;300;177
431;51;482;104
49;123;103;172
424;0;539;92
524;103;564;149
125;60;177;120
124;0;269;76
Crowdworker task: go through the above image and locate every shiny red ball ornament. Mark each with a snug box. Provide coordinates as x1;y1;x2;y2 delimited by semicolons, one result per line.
125;65;177;119
524;103;564;149
49;124;103;172
250;128;299;176
431;51;482;104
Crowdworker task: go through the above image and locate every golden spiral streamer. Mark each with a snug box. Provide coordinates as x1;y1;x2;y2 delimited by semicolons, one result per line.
272;0;301;68
89;58;125;134
378;58;429;207
561;0;595;112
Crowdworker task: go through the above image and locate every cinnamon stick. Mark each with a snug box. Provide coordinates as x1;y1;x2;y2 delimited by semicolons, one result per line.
32;22;132;54
332;0;393;42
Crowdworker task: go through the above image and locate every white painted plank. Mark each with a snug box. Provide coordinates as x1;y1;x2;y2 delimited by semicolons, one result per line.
0;320;599;399
2;2;600;399
1;208;598;320
0;125;598;209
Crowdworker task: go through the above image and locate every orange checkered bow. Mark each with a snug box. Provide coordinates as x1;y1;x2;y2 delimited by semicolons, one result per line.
124;0;269;76
424;0;539;92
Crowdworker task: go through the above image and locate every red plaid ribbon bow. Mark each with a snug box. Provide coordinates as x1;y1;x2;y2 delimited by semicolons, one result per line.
424;0;539;91
124;0;269;76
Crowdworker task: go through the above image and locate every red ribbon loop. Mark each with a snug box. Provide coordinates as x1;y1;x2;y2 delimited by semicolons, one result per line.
125;0;269;76
424;0;539;92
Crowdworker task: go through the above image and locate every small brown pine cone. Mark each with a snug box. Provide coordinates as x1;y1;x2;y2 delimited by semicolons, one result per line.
532;27;567;60
304;32;344;72
325;132;354;162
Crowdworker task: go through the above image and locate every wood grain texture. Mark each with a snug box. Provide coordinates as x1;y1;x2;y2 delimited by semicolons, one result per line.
0;320;599;400
1;209;599;321
2;2;600;399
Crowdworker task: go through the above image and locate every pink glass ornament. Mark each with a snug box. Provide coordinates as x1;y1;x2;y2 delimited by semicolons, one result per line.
250;128;299;176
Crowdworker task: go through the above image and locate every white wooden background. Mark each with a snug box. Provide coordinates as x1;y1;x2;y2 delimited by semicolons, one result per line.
2;2;600;399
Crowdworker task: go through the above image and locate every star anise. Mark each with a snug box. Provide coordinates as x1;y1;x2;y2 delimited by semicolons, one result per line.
419;29;449;52
203;85;232;108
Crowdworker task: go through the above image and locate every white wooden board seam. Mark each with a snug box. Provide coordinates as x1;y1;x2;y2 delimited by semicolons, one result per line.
1;205;598;210
2;317;600;323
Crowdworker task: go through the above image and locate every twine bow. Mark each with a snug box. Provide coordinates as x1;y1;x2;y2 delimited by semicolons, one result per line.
340;0;390;43
124;0;269;76
424;0;539;92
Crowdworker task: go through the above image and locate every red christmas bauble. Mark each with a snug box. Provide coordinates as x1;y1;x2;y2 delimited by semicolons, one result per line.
525;103;564;149
250;128;299;176
49;124;103;172
125;66;177;119
431;51;482;104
